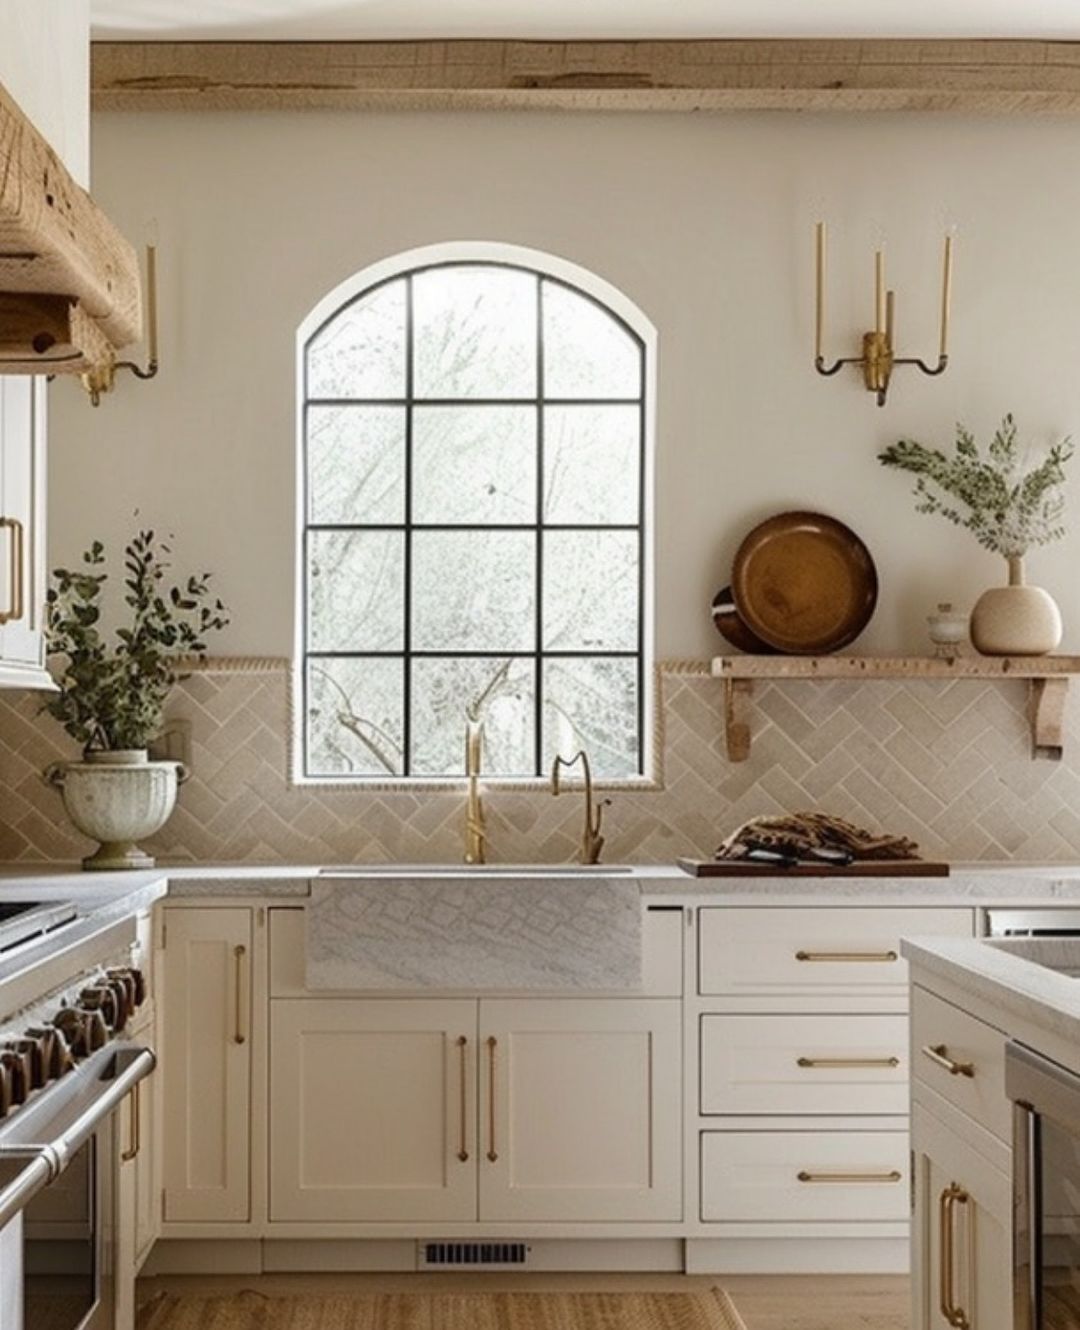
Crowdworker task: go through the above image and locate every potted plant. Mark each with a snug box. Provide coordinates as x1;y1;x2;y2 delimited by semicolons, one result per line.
43;530;229;870
879;415;1072;656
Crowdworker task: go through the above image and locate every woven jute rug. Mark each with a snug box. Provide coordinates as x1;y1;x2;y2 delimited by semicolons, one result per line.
137;1288;747;1330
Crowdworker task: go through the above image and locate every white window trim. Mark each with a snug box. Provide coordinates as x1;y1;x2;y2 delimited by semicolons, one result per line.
292;240;656;788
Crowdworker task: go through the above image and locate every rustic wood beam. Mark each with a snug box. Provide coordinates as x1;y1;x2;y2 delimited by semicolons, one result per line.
0;294;115;374
92;39;1080;114
0;79;141;352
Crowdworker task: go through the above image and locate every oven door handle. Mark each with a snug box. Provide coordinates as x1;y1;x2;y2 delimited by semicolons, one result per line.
0;1043;156;1180
0;1151;54;1229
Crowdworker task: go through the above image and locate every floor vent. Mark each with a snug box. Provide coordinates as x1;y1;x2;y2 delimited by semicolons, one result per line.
419;1241;530;1269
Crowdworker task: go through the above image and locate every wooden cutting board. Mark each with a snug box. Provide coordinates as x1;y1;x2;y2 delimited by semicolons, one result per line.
677;858;950;878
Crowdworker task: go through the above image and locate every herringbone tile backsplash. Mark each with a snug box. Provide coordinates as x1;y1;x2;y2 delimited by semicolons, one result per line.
1;660;1077;865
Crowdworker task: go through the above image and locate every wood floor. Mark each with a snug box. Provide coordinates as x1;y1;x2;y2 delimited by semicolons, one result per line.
138;1273;910;1330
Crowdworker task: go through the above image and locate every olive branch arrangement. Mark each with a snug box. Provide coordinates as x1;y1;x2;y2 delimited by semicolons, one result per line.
878;414;1073;560
44;530;229;753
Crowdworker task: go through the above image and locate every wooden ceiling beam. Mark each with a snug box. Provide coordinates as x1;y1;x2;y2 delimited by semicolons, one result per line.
92;38;1080;114
0;79;141;355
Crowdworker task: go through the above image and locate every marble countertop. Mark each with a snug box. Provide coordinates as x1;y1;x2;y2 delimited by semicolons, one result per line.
903;933;1080;1063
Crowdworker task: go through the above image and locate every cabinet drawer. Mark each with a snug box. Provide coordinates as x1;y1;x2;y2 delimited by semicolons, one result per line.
700;1014;909;1116
911;985;1009;1142
698;907;973;998
701;1130;909;1222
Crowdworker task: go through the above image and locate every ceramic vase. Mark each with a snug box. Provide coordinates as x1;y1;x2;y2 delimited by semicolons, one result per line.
45;749;186;871
970;556;1062;657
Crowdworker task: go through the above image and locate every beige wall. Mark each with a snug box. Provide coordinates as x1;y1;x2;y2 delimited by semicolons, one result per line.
0;1;89;184
49;109;1080;659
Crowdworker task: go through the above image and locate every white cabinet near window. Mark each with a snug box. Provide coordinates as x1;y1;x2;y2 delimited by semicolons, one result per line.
270;998;477;1223
161;908;252;1223
0;377;51;689
478;998;682;1223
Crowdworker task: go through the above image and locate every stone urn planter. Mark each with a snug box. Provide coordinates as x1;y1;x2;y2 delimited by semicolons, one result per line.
971;555;1063;657
45;749;187;871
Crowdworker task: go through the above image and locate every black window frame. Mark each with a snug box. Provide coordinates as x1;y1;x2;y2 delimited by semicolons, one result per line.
300;258;648;782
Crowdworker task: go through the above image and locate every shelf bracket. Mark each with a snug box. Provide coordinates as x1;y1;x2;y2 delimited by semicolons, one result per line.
1029;677;1069;760
724;678;754;762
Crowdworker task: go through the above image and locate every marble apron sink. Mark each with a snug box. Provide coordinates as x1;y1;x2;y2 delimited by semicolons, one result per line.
305;872;642;991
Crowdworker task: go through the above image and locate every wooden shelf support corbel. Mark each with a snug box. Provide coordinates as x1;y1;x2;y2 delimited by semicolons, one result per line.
1029;677;1070;760
724;678;754;762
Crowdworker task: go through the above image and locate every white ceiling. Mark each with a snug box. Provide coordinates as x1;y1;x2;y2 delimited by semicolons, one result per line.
89;0;1080;42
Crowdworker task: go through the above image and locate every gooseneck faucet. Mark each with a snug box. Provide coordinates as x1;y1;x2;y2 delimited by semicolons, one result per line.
550;749;612;866
464;720;487;865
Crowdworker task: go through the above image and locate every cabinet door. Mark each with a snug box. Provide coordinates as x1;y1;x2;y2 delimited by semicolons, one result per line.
162;908;252;1222
0;376;49;684
270;999;477;1222
911;1102;1011;1330
479;999;681;1222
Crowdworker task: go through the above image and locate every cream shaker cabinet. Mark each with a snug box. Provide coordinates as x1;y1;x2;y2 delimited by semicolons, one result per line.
0;377;51;689
269;998;477;1223
911;1101;1011;1330
161;908;253;1222
478;998;682;1223
268;996;682;1225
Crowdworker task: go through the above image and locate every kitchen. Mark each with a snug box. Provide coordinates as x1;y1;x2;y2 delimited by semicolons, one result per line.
4;2;1080;1328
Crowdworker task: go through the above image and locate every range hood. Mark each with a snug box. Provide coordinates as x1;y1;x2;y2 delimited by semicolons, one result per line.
0;78;142;377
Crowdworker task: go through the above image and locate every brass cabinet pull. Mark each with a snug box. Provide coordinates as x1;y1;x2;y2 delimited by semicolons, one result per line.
456;1036;469;1163
486;1035;498;1163
796;1056;901;1070
797;1169;902;1184
921;1044;975;1078
795;949;898;963
233;944;247;1045
939;1182;972;1330
121;1081;141;1163
0;518;24;625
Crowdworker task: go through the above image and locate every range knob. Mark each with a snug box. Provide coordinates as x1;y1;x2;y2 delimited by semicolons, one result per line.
5;1037;46;1091
0;1049;31;1107
79;985;121;1033
107;967;146;1009
24;1025;71;1080
52;1006;108;1058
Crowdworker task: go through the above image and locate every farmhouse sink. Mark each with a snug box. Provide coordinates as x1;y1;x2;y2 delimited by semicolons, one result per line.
306;869;642;991
318;864;634;877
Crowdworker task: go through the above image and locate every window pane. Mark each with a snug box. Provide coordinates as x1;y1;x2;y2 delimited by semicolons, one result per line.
308;531;404;651
307;279;406;399
412;530;535;652
306;657;404;777
411;657;535;776
543;530;639;651
413;267;537;399
307;406;405;524
413;406;536;525
543;657;638;778
542;282;640;400
543;406;639;525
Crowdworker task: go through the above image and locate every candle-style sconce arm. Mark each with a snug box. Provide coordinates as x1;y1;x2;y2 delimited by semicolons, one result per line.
813;222;953;407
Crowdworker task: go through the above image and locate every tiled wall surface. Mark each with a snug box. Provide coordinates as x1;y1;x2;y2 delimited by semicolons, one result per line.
0;660;1078;865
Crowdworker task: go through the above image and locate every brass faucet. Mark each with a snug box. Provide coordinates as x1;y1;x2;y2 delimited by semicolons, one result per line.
550;749;612;865
464;720;487;865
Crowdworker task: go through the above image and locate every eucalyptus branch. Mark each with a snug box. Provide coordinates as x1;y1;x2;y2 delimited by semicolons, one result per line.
879;415;1073;559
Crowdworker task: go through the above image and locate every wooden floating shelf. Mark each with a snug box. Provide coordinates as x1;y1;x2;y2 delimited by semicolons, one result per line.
711;655;1080;763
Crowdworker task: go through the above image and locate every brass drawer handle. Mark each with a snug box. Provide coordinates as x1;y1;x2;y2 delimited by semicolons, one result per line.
233;944;247;1045
921;1044;975;1078
939;1182;972;1329
456;1036;469;1163
797;1169;902;1184
797;1056;901;1070
0;517;24;625
795;949;898;963
486;1036;498;1163
121;1081;141;1163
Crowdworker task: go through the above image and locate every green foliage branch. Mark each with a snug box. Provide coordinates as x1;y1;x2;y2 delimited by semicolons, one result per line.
878;414;1073;559
44;530;229;753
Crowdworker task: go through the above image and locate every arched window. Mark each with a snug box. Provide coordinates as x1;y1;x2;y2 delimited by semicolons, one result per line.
296;243;653;782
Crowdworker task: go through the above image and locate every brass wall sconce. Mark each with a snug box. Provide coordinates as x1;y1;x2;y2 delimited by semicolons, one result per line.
814;222;953;407
80;243;160;407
